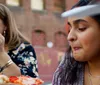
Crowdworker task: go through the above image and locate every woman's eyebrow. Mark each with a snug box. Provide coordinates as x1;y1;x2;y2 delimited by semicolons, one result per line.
67;19;88;26
73;19;88;24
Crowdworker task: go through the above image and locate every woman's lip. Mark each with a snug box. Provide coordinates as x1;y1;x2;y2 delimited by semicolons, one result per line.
73;47;81;50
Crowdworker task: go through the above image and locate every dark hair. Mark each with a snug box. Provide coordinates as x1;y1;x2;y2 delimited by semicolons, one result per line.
53;46;85;85
72;0;90;8
53;0;100;85
91;15;100;24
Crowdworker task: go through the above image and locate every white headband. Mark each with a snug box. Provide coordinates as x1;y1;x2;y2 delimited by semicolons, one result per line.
61;2;100;18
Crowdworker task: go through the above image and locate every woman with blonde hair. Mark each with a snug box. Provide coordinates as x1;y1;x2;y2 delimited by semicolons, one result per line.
0;3;38;77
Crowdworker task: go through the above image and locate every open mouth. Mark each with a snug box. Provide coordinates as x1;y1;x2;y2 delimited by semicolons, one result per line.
72;47;82;51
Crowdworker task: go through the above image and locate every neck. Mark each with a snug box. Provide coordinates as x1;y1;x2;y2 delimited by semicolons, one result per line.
87;57;100;77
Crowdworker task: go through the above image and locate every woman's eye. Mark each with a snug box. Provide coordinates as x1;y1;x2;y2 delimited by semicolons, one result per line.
67;26;71;34
78;27;87;31
68;29;71;33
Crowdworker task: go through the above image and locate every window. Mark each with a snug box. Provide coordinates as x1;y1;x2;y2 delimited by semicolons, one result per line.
54;31;67;51
54;31;67;47
6;0;20;6
32;30;46;46
31;0;44;10
54;0;65;12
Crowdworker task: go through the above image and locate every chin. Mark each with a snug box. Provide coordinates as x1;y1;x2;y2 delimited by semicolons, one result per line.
73;55;87;62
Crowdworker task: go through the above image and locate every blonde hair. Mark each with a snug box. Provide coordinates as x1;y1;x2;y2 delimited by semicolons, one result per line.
0;4;29;50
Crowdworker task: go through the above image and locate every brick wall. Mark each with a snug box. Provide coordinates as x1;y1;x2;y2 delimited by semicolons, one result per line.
0;0;78;52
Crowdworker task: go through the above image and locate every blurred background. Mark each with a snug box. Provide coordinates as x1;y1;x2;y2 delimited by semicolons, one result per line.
0;0;78;84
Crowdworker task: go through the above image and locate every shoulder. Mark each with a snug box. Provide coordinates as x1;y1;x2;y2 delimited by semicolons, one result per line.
9;42;36;56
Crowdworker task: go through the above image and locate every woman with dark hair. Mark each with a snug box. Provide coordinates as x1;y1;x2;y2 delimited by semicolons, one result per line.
0;4;38;78
52;0;100;85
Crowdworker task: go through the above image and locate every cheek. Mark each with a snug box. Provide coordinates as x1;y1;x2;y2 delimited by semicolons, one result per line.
0;26;5;34
79;30;100;53
80;34;93;46
79;31;96;51
0;29;3;34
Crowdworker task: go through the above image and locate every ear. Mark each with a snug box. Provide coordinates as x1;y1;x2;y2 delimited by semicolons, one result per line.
4;26;7;31
2;26;7;37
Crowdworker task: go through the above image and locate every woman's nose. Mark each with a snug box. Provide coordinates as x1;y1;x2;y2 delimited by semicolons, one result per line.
67;29;77;42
